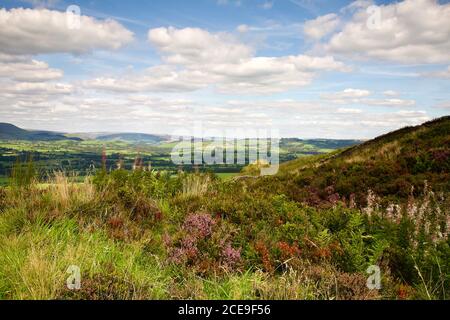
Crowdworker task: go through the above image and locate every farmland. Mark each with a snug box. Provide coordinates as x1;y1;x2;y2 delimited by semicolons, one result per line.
0;138;361;185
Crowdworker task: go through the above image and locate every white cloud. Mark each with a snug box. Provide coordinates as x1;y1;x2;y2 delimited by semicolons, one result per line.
363;98;415;107
66;27;353;95
148;26;253;65
0;59;63;82
303;13;340;40
0;88;432;139
383;90;399;97
321;88;416;107
325;0;450;63
85;54;348;95
322;88;371;100
0;8;134;56
337;108;363;114
237;24;249;33
2;82;73;95
210;55;349;94
83;66;208;93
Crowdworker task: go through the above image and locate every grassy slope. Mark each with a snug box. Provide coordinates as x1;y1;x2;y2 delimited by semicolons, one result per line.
253;116;450;207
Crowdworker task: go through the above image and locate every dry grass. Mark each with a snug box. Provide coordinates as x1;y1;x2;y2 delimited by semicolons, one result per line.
182;174;211;197
49;172;95;208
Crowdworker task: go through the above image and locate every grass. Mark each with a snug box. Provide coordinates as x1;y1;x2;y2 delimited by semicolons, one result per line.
0;187;344;300
0;166;448;300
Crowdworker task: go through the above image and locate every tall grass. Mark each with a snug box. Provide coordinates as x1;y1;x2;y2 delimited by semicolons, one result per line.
10;155;36;189
182;174;211;197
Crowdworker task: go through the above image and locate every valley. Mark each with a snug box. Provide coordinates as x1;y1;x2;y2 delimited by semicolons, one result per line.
0;123;361;184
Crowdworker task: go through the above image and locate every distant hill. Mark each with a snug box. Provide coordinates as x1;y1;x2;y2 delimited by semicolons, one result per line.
96;133;169;143
0;123;81;141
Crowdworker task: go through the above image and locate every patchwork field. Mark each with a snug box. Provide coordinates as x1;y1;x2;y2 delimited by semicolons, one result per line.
0;137;361;185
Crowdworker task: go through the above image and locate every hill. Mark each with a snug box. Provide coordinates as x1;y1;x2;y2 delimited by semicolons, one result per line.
96;132;169;143
257;116;450;206
0;123;81;141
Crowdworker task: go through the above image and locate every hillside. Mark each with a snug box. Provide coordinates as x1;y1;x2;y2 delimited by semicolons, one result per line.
258;116;450;206
0;123;81;141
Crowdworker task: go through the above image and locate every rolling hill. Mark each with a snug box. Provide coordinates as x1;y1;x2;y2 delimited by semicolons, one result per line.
96;132;169;143
0;123;81;141
0;123;169;143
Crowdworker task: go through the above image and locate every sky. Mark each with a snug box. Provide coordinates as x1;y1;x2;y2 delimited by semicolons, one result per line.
0;0;449;139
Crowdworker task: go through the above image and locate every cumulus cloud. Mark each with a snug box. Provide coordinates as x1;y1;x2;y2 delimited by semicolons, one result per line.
83;66;208;93
0;8;134;56
2;82;73;95
148;26;253;65
82;27;350;95
303;13;340;40
85;54;348;95
0;3;441;138
210;55;349;94
323;0;450;63
0;59;63;82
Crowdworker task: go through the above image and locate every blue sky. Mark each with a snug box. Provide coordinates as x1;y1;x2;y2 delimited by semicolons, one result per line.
0;0;449;138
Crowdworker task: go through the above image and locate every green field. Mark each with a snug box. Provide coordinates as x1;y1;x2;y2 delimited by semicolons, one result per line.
215;172;239;180
0;138;360;184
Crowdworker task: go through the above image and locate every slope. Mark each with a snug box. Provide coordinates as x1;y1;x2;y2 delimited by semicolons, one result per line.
253;116;450;206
